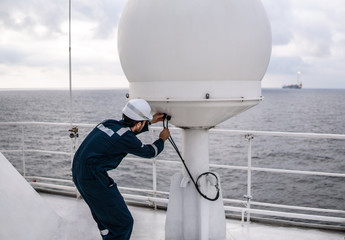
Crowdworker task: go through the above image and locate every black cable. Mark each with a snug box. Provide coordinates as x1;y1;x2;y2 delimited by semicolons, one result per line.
163;115;220;201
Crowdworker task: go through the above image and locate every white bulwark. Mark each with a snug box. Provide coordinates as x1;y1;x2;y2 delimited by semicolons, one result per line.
0;153;62;240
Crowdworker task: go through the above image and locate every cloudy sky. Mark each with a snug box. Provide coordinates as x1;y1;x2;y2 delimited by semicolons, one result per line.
0;0;344;89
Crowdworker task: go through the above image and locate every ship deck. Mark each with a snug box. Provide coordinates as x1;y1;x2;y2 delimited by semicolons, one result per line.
42;193;344;240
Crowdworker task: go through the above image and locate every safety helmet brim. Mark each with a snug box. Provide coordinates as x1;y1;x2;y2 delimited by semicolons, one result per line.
122;99;153;121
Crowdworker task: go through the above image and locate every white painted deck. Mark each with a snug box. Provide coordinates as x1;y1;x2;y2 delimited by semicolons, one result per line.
42;193;344;240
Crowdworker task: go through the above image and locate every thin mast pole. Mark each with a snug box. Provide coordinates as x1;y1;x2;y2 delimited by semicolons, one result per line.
69;0;73;126
68;0;75;171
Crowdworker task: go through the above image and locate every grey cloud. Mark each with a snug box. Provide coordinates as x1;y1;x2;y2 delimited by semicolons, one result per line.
74;0;126;38
0;48;29;64
262;0;294;45
263;0;338;59
291;14;332;58
267;56;307;75
0;0;67;38
0;0;125;39
0;45;66;68
0;0;126;69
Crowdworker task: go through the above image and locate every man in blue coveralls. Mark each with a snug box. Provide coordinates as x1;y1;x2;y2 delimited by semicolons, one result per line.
72;99;170;240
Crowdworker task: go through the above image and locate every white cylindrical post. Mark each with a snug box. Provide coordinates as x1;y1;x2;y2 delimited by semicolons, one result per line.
182;129;209;239
182;129;209;177
165;128;226;240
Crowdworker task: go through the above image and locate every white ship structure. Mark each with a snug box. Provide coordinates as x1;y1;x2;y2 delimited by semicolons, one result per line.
1;0;344;239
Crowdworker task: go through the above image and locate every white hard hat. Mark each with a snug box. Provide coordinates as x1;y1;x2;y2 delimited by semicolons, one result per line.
122;99;153;121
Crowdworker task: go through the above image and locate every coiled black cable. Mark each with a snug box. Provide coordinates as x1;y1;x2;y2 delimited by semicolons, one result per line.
163;115;220;201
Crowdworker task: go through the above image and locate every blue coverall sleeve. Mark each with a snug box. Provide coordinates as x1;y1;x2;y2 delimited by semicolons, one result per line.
120;133;164;159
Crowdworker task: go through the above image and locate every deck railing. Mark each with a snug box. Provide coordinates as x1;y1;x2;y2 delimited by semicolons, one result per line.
0;122;344;230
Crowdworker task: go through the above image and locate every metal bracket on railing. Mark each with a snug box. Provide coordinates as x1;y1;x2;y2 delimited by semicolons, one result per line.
243;194;252;203
243;194;253;222
69;126;79;139
245;134;254;141
69;126;79;176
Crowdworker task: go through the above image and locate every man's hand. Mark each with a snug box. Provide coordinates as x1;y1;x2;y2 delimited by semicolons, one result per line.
159;128;170;142
151;113;165;124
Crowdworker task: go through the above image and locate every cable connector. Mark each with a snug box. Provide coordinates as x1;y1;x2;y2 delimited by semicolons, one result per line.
163;113;171;121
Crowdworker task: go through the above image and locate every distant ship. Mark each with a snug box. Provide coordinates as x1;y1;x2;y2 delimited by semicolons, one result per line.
282;83;302;89
283;72;302;89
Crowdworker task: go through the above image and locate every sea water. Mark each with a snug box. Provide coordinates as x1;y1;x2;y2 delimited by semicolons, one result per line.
0;89;344;215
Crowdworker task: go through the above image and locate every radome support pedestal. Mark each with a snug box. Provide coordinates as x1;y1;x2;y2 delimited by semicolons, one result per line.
165;129;226;240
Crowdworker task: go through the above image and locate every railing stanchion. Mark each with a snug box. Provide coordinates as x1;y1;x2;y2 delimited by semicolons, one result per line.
151;128;158;210
245;134;254;222
21;125;26;177
152;157;157;210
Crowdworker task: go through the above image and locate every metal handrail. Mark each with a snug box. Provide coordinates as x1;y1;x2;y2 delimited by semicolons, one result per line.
1;121;345;138
210;128;345;139
0;121;344;228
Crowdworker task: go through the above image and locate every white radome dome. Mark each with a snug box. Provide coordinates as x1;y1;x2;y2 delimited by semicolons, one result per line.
118;0;272;128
